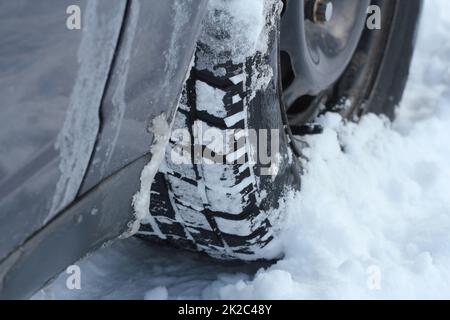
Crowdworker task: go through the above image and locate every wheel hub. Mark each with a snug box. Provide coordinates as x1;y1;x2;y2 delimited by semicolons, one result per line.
280;0;370;110
307;0;334;23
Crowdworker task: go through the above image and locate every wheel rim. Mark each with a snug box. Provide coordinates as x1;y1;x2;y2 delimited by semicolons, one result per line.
280;0;370;111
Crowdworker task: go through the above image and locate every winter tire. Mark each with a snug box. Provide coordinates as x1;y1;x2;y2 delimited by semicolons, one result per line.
137;0;422;260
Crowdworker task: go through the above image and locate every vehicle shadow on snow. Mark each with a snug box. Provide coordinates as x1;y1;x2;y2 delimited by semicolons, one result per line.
34;237;274;300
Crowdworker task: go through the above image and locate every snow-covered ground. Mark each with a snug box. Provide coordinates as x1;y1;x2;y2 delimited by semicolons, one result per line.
35;0;450;299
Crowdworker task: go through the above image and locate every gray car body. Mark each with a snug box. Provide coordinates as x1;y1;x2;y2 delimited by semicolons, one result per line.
0;0;207;298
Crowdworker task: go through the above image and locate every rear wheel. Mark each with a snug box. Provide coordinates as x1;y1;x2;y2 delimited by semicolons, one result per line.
137;0;422;260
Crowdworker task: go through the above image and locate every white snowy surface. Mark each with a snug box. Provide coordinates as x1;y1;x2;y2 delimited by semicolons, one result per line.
196;81;227;117
36;0;450;299
197;0;278;67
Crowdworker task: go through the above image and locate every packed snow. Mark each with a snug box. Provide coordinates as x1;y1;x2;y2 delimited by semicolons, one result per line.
126;113;171;238
35;0;450;299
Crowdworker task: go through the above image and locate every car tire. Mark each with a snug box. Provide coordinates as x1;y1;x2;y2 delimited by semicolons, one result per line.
137;0;422;260
138;0;300;260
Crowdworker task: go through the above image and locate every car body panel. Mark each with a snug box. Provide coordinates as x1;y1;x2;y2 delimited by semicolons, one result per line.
80;0;204;194
0;154;150;300
0;0;208;298
0;0;126;261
